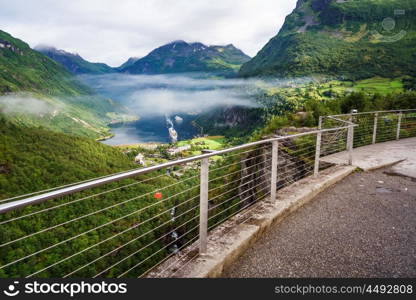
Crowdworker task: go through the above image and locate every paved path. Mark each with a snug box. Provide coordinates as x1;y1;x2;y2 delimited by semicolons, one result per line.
321;137;416;178
223;167;416;278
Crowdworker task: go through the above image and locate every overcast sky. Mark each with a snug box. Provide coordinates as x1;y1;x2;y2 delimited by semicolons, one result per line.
0;0;297;67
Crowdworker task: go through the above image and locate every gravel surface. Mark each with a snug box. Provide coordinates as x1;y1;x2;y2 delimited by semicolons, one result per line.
223;167;416;278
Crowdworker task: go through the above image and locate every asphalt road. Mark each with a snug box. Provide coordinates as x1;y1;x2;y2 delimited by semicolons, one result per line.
223;167;416;278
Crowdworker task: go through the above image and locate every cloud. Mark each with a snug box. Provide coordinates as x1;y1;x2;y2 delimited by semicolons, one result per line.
128;88;258;116
0;94;58;115
78;73;313;118
0;0;297;66
79;73;262;116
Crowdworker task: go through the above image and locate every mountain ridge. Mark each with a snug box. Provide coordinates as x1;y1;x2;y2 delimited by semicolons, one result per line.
120;40;251;75
117;57;140;70
35;45;115;75
239;0;416;79
0;30;90;95
0;30;133;138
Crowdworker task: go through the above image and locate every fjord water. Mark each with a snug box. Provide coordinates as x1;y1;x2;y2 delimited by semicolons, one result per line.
79;73;257;145
102;114;199;145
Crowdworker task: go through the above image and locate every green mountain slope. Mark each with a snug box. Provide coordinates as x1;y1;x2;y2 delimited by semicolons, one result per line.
0;119;199;278
35;46;115;75
0;30;90;95
0;30;134;138
121;41;251;75
0;118;136;199
239;0;416;79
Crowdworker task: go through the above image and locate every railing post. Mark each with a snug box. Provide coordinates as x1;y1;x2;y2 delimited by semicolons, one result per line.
347;124;354;165
270;141;278;201
314;116;322;177
199;158;209;254
396;112;403;140
372;112;378;144
347;113;355;165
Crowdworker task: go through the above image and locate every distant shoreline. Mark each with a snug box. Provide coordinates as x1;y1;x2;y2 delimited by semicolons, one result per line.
114;142;164;149
96;133;115;142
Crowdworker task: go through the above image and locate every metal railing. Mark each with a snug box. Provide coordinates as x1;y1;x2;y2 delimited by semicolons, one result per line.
0;109;414;278
322;109;416;150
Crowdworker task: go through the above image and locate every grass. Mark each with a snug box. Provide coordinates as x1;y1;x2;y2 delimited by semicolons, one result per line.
206;58;242;71
308;77;404;100
352;77;403;94
178;136;225;149
177;136;226;156
119;136;228;152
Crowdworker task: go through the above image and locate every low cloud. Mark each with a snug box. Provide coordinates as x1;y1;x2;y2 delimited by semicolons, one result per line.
78;73;274;117
79;73;313;116
0;94;57;116
128;88;258;116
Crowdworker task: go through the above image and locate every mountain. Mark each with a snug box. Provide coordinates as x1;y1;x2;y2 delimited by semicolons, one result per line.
117;57;140;70
239;0;416;80
120;40;251;74
0;30;134;138
0;117;137;199
0;30;91;95
35;45;115;75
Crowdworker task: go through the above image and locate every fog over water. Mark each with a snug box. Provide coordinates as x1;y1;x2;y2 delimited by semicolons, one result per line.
79;73;263;145
79;73;312;145
79;73;261;114
0;73;311;145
